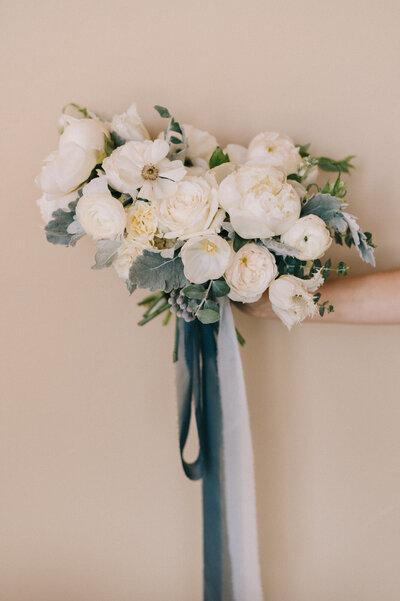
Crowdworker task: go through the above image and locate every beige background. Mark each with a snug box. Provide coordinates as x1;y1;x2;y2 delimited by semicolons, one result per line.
1;0;400;599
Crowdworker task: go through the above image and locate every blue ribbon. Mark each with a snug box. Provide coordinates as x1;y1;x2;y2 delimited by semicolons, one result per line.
176;318;233;601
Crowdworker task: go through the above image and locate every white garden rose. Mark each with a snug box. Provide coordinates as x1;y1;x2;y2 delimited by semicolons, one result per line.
157;176;219;239
180;234;232;284
112;235;150;280
76;177;126;240
225;243;277;303
183;125;218;169
36;191;77;224
269;272;323;329
126;200;158;241
103;139;186;201
218;164;301;239
247;132;301;174
110;103;150;142
280;214;332;260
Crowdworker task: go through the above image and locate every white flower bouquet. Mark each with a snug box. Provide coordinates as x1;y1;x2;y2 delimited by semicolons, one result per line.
35;101;377;600
37;102;376;336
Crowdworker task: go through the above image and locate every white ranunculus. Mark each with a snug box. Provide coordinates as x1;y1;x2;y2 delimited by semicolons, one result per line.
180;234;232;284
157;176;219;239
183;124;218;169
126;200;158;241
280;214;332;260
269;272;323;329
36;191;78;224
110;103;150;142
113;235;150;280
76;177;126;240
225;243;277;303
247;132;301;174
218;164;301;239
103;139;186;201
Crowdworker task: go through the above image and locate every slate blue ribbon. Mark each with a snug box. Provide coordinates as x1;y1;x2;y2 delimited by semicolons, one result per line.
176;318;232;601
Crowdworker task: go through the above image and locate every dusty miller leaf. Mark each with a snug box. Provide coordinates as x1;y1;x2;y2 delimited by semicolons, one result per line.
300;193;342;223
261;238;298;257
128;250;188;293
44;199;84;246
91;240;121;270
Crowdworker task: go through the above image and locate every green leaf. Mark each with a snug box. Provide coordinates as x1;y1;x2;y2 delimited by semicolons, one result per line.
110;131;126;147
128;250;187;293
91;239;121;270
209;147;230;169
44;199;83;246
318;155;355;173
154;105;171;118
197;308;220;324
204;300;219;313
211;279;230;297
300;193;342;223
169;136;182;145
183;284;206;300
235;327;246;346
233;233;248;252
297;143;311;158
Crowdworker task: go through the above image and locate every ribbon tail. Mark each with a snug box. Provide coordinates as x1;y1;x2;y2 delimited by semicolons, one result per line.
217;298;264;601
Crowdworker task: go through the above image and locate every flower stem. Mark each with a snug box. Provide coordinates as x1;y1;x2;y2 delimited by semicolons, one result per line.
138;302;170;326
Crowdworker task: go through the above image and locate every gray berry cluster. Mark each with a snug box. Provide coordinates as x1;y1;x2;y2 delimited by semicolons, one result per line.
168;289;196;322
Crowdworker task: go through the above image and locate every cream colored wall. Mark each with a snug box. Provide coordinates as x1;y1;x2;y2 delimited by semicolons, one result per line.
1;1;400;599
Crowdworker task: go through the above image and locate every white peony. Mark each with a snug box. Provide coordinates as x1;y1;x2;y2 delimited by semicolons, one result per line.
280;214;332;260
112;235;150;280
36;116;109;196
180;234;232;284
218;164;301;239
76;177;126;240
103;139;186;201
183;124;218;169
269;272;324;329
225;243;277;303
36;191;77;224
126;200;158;241
247;132;301;174
157;176;219;239
224;143;248;165
110;103;150;142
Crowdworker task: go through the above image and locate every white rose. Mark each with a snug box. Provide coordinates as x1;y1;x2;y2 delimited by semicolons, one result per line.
269;272;323;329
157;176;218;239
103;139;186;201
183;125;218;169
36;190;77;224
126;200;158;241
280;214;332;260
180;234;232;284
225;243;277;303
76;177;126;240
113;235;150;280
247;132;301;174
110;103;150;142
218;164;301;239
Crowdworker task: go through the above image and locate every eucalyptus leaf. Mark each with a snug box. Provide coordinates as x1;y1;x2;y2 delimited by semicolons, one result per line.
204;300;219;313
183;284;206;300
154;105;171;118
211;279;230;297
197;308;220;324
128;250;188;293
233;233;248;252
92;239;121;270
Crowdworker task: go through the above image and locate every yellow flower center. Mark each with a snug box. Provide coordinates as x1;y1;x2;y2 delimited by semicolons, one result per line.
141;164;159;181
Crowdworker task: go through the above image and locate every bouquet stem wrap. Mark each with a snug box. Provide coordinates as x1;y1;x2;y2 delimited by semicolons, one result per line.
176;298;263;601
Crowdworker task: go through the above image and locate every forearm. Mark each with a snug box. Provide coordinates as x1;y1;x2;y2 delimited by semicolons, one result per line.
241;270;400;325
